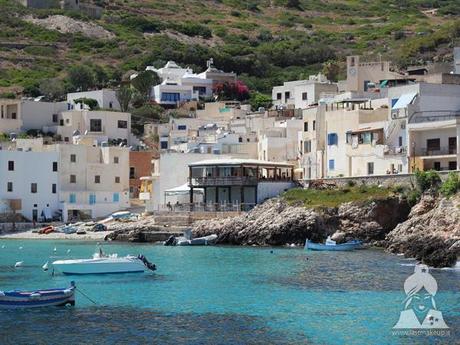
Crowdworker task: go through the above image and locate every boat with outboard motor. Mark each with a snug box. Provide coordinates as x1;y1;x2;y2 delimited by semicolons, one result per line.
52;246;156;275
0;282;76;308
305;236;363;251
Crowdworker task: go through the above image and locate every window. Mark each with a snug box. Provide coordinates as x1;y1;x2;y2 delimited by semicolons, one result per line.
114;156;119;164
302;92;308;101
161;93;180;102
70;175;76;183
69;193;76;204
433;162;441;171
8;161;14;171
66;118;70;124
89;194;96;205
448;161;457;170
276;92;282;100
398;136;403;147
52;114;58;123
109;101;113;109
398;164;403;172
52;162;58;172
115;176;120;183
367;162;374;175
313;120;316;131
70;154;76;163
350;57;355;67
52;184;56;194
160;141;168;149
284;91;290;100
304;122;308;132
328;159;335;171
113;193;120;203
238;137;243;143
178;125;187;130
64;137;69;142
60;119;64;126
11;112;16;119
129;167;135;179
327;133;338;145
118;120;128;129
7;182;13;192
90;119;102;132
31;183;37;193
304;140;311;153
426;138;440;154
193;86;207;95
94;175;101;184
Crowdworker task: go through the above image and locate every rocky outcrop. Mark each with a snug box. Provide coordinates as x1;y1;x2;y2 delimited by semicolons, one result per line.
192;197;411;246
385;194;460;267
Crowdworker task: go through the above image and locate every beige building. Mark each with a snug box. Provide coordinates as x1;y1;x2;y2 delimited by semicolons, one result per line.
45;109;132;145
346;56;404;93
0;99;21;133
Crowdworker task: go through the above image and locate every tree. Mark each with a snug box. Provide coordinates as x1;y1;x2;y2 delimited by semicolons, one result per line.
322;61;341;82
116;86;133;112
213;80;250;101
249;92;272;111
39;78;66;101
68;65;96;92
131;70;160;102
74;97;99;110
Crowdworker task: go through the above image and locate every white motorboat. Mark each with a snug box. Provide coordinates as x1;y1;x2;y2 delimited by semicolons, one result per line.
52;248;156;275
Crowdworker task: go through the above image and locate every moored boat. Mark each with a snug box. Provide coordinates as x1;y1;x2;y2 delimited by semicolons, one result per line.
0;282;75;308
52;247;156;275
305;237;363;251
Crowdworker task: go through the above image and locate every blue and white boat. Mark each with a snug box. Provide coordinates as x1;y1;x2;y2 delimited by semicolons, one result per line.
0;282;75;308
305;237;363;251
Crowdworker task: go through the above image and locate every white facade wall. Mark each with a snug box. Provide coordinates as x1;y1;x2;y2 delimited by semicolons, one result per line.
67;90;121;111
21;100;70;131
0;150;59;220
257;181;294;203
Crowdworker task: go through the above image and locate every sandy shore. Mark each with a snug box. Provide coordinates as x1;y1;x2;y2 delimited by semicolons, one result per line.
0;230;112;241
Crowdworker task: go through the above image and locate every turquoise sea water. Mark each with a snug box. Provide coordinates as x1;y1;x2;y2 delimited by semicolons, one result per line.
0;240;458;345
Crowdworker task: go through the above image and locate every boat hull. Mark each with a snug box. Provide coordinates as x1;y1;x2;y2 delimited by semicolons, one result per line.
52;257;147;275
305;240;359;251
0;285;75;308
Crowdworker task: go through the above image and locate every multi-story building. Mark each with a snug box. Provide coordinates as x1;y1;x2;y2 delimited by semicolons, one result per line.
0;147;59;221
0;99;21;133
272;73;338;109
129;151;156;198
57;143;130;221
44;109;132;145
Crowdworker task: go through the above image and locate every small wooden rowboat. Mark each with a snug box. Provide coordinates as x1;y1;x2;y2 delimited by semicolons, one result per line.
305;237;363;251
0;282;76;308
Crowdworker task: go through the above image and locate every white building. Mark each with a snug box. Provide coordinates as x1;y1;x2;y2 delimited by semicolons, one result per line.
272;73;338;109
0;148;59;221
67;89;121;111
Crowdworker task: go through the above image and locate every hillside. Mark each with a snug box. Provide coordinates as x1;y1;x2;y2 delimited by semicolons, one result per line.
1;0;459;96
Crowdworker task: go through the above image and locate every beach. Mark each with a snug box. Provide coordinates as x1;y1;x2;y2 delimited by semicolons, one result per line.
0;229;112;241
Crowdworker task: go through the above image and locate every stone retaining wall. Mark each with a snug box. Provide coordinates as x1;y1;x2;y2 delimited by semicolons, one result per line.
302;171;458;188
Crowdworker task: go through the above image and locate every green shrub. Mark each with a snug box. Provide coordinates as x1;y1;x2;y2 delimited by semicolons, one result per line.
440;172;460;196
346;180;356;187
406;189;421;206
414;170;441;192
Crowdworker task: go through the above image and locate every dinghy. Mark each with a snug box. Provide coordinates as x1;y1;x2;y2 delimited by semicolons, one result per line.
52;247;156;275
305;237;363;251
0;282;75;308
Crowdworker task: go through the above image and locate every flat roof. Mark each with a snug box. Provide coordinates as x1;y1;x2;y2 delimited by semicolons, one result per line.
189;158;294;168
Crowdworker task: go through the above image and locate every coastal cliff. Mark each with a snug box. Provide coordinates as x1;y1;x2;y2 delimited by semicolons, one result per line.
385;194;460;267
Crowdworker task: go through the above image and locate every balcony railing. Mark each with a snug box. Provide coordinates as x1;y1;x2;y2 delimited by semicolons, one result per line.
189;176;259;186
415;147;457;156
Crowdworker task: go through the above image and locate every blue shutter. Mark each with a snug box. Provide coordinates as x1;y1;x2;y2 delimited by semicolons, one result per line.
328;133;338;145
113;193;120;203
89;194;96;205
69;193;76;204
328;159;335;171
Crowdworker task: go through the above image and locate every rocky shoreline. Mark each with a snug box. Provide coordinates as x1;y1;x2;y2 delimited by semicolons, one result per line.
104;192;459;268
192;194;459;268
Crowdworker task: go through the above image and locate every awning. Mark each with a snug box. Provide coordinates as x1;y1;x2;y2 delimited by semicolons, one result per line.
351;127;383;134
392;92;417;110
164;183;204;196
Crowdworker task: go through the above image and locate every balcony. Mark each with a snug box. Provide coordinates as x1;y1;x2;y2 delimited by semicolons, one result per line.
189;176;258;187
415;147;457;156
